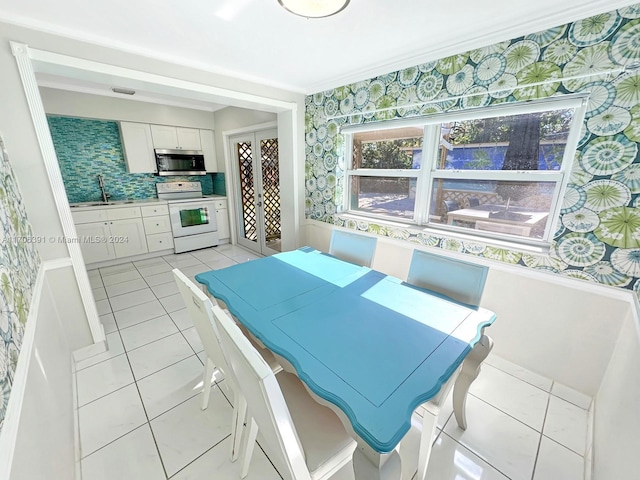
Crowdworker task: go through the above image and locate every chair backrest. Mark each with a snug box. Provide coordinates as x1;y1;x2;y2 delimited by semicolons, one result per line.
328;230;377;267
467;196;480;208
443;199;460;212
210;305;310;480
173;269;232;380
406;250;489;308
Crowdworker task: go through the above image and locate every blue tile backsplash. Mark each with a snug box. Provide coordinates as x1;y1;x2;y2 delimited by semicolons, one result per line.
47;116;213;203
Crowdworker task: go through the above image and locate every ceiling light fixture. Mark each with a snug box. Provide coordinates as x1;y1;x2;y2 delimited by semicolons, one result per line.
111;87;136;95
277;0;350;18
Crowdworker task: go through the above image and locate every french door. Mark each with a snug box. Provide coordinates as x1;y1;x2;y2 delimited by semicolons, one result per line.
230;129;281;255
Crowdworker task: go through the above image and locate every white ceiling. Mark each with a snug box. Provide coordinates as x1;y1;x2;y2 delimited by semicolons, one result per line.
0;0;637;97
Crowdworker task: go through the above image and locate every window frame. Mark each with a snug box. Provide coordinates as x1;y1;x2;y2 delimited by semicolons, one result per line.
341;95;588;247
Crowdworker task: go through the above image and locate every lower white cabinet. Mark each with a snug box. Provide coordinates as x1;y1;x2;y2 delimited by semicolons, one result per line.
214;199;230;243
72;206;149;264
141;204;174;252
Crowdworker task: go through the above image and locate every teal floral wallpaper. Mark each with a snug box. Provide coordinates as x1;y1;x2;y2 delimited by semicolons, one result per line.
305;4;640;293
0;135;41;432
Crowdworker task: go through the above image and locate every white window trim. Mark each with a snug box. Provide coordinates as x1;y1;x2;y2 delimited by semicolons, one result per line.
341;96;588;248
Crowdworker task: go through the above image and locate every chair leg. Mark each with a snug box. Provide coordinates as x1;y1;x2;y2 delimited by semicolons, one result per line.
240;418;258;479
200;358;215;410
231;394;248;462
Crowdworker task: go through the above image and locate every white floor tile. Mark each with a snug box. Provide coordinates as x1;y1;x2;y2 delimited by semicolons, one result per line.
89;275;103;289
87;268;101;279
179;264;213;278
81;424;165;480
165;255;203;269
102;269;142;286
76;354;135;406
120;315;179;351
444;395;539;480
533;436;584;480
136;355;207;420
109;288;157;312
170;436;281;480
150;386;233;477
543;396;588;455
191;248;227;263
182;326;204;353
92;286;107;301
113;300;167;330
230;252;261;263
150;281;179;298
144;270;176;286
159;292;185;313
551;382;592;410
95;299;112;316
426;433;510;480
469;364;549;431
99;262;136;276
204;257;238;270
79;384;147;457
100;313;117;334
485;354;553;392
138;262;174;277
104;278;149;298
170;308;194;331
127;333;195;380
133;257;168;268
76;331;125;371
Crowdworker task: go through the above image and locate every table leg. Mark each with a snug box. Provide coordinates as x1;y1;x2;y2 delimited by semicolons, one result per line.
353;439;401;480
453;333;494;429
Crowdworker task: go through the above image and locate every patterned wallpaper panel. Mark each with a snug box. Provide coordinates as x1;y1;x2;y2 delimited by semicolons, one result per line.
0;134;41;432
305;4;640;294
47;116;213;203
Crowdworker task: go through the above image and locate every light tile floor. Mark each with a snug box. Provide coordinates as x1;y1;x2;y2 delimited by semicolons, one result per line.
76;244;591;480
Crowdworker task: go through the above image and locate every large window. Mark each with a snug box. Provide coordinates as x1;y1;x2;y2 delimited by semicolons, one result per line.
343;98;585;245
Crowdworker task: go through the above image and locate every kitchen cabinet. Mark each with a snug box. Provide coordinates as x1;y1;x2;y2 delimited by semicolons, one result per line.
150;124;201;150
199;129;218;172
214;199;230;244
72;206;149;264
119;122;157;173
141;204;174;252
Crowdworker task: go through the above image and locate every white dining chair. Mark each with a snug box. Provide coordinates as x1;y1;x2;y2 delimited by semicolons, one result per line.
404;250;490;480
328;229;377;267
173;269;281;462
406;249;488;307
211;304;357;480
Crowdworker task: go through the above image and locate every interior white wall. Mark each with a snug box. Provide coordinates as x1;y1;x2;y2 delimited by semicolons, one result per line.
303;219;628;396
6;268;77;479
593;306;640;479
213;106;277;173
40;87;216;128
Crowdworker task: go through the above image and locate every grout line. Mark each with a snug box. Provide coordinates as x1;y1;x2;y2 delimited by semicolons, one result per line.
531;392;551;480
439;430;512;479
166;434;231;479
469;392;544;434
483;360;553;395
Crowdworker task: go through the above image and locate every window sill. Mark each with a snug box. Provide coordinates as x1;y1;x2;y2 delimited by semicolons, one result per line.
337;212;552;255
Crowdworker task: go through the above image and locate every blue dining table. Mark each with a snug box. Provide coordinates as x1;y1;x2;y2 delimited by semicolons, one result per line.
196;247;496;480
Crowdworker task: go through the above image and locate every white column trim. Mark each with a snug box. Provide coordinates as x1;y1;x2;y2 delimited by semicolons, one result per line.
10;41;105;344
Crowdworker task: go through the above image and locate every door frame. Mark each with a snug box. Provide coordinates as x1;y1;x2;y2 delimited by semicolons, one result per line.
11;42;301;346
228;127;280;256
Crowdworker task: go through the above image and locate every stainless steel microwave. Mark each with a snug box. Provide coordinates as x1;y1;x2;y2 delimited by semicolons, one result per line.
155;149;206;176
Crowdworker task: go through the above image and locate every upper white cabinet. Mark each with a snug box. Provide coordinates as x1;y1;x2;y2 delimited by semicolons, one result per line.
150;124;201;150
119;122;157;173
199;129;218;172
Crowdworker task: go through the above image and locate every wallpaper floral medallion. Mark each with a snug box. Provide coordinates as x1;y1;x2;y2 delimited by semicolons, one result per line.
305;3;640;294
0;134;41;432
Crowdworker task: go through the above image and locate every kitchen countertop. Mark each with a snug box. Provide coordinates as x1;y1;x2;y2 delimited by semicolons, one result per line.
69;195;227;211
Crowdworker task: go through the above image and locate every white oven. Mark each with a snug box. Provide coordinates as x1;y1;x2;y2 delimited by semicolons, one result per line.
157;182;219;253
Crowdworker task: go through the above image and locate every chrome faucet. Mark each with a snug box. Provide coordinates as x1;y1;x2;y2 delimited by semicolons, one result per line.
97;174;110;203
